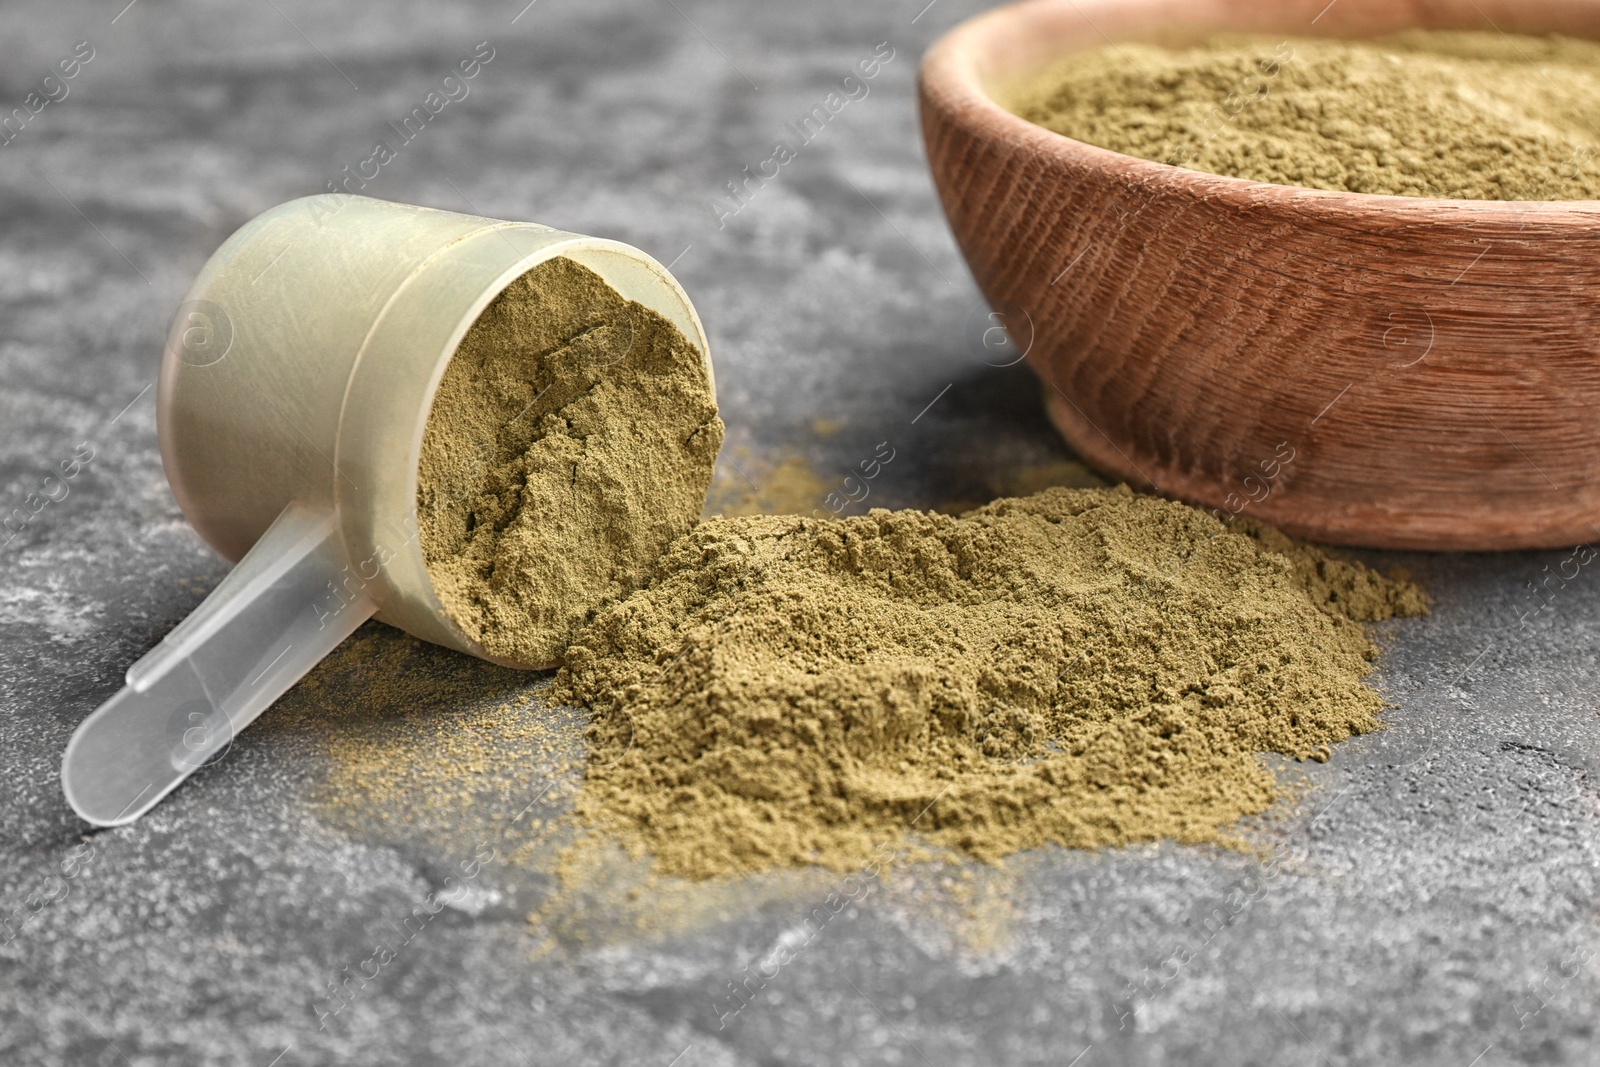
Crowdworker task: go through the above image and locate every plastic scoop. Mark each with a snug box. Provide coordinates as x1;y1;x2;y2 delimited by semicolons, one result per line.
61;195;712;827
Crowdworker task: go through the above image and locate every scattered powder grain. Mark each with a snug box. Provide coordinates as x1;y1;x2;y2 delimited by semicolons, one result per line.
704;449;831;518
419;257;724;667
265;626;576;848
553;486;1427;880
1006;32;1600;199
937;456;1109;516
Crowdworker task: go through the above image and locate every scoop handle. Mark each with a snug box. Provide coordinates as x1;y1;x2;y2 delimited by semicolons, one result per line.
62;503;376;826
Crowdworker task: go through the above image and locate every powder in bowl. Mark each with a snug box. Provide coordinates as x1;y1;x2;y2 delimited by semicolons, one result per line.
1005;31;1600;200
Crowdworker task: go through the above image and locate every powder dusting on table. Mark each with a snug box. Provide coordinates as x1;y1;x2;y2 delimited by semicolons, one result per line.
553;486;1428;880
419;256;724;667
267;626;578;848
1006;31;1600;199
703;448;831;518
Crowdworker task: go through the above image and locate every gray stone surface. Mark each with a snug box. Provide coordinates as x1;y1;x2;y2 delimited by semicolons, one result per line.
2;1;1598;1064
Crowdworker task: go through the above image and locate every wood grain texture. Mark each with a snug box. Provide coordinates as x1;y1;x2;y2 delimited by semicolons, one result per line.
920;0;1600;550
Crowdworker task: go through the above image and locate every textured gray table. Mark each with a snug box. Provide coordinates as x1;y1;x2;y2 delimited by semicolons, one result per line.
3;1;1598;1064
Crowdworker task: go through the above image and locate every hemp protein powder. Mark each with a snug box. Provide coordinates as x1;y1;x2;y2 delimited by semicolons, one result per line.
415;263;1428;882
418;256;724;667
1007;31;1600;199
552;487;1427;879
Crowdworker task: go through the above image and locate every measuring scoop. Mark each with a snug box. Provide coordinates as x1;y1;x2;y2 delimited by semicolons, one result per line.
61;194;712;827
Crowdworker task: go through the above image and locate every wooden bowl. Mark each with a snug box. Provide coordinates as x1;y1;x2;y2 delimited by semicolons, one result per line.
919;0;1600;550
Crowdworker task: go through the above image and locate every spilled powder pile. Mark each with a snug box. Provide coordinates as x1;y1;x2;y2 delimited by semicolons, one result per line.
553;486;1427;879
1006;32;1600;199
419;257;723;667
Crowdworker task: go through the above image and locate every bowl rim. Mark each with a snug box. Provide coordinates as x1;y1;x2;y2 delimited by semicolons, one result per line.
919;0;1600;222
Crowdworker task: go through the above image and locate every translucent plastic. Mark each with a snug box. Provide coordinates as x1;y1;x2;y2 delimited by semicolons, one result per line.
62;504;375;825
58;194;713;828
